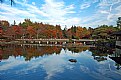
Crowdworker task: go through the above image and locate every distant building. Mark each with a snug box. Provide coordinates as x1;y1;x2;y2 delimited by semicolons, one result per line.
110;30;121;70
112;30;121;47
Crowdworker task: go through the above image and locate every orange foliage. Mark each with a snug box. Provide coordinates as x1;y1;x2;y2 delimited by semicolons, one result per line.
27;26;36;38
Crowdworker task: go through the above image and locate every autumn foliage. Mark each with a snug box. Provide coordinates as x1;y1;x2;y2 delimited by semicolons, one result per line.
0;19;119;39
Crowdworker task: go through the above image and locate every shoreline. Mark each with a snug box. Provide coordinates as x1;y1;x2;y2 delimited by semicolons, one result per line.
0;41;95;47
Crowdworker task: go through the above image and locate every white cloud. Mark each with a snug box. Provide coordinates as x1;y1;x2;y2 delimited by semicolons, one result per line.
40;0;75;19
80;3;91;9
63;17;81;28
32;2;35;5
80;0;121;28
100;10;109;14
0;0;78;29
80;0;99;10
0;0;121;29
0;3;39;24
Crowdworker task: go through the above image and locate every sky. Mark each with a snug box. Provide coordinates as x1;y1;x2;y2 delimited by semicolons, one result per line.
0;0;121;29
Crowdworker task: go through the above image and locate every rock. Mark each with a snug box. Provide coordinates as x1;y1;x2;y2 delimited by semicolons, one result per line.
69;59;77;63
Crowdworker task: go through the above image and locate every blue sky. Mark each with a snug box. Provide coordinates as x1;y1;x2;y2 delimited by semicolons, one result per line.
0;0;121;29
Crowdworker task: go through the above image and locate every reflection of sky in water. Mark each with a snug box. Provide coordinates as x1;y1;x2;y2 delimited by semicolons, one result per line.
0;49;121;80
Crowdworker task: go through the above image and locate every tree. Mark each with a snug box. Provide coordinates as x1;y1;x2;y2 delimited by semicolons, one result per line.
5;27;15;38
13;20;16;25
56;25;63;39
92;25;119;39
27;26;36;38
117;17;121;29
20;19;33;28
76;26;83;39
0;20;10;31
63;26;67;38
71;26;77;39
81;27;91;39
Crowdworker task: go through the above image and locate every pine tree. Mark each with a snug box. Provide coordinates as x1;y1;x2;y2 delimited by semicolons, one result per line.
117;17;121;29
14;20;16;25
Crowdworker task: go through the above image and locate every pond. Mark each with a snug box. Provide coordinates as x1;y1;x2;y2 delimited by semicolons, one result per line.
0;45;121;80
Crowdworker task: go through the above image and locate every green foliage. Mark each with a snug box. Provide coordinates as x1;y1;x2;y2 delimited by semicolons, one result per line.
92;25;120;39
117;17;121;29
20;19;33;28
62;26;67;38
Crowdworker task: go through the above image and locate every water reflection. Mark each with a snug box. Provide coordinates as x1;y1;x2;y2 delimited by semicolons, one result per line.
0;44;91;61
0;44;62;61
109;48;121;70
0;44;121;80
90;47;109;62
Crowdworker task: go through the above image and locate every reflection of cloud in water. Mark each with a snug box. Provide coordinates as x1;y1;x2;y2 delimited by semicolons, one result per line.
64;49;93;58
40;53;75;80
90;67;121;80
80;65;90;73
0;48;75;80
42;49;94;80
1;48;121;80
79;60;121;80
14;49;75;80
41;56;66;80
0;56;27;71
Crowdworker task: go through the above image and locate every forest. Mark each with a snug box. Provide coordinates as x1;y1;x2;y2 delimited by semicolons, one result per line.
0;18;120;40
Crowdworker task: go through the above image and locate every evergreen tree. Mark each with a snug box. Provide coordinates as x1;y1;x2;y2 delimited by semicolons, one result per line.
117;17;121;29
14;20;16;25
63;25;67;38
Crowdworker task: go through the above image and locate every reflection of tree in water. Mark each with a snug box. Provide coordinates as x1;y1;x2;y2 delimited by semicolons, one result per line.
89;46;114;62
115;63;121;70
0;45;90;61
90;46;121;70
109;48;121;70
0;45;62;61
67;47;89;53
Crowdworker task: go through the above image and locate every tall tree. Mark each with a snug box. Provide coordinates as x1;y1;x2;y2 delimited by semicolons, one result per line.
71;26;77;39
63;26;67;38
13;20;16;25
117;17;121;29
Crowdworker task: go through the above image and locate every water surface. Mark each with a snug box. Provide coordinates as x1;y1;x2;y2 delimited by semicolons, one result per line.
0;45;121;80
